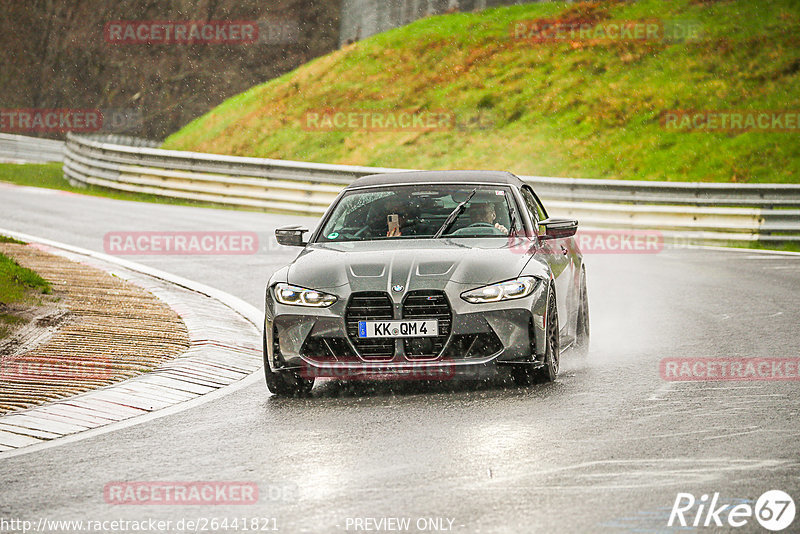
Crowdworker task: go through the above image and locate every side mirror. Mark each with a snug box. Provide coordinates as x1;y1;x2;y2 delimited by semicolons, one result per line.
539;218;578;240
275;225;309;247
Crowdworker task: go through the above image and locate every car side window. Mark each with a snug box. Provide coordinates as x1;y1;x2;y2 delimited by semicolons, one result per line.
521;187;543;234
523;187;547;220
533;193;548;221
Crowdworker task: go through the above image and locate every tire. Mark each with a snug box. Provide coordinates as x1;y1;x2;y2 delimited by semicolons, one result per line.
263;330;314;397
574;267;590;357
532;288;560;383
511;288;559;386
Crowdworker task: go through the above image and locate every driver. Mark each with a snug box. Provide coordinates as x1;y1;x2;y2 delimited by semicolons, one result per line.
469;203;508;234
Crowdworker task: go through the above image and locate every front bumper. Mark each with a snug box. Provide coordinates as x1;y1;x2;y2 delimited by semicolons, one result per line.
265;282;548;380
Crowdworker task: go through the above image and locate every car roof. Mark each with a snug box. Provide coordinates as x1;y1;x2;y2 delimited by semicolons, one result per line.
348;170;525;189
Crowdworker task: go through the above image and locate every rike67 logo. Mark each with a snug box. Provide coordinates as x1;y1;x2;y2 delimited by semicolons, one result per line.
669;490;795;531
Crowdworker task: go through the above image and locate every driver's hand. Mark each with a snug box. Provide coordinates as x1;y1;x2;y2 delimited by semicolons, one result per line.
495;223;509;234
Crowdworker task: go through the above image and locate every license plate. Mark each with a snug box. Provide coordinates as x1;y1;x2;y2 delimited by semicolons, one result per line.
358;320;439;338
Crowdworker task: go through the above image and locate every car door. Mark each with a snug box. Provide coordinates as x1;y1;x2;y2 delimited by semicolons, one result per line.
521;186;572;336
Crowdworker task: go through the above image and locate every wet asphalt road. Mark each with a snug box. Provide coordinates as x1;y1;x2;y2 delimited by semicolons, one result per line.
1;183;799;533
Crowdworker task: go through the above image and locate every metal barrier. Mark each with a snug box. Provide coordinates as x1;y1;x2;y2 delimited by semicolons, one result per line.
0;134;64;163
63;132;800;244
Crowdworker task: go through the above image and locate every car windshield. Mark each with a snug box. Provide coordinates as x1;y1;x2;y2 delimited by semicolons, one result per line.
317;184;521;242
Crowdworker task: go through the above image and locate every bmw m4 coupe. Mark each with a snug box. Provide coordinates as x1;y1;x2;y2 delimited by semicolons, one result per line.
264;171;589;396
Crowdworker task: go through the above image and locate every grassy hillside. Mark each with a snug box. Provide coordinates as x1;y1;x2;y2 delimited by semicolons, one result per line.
164;0;800;183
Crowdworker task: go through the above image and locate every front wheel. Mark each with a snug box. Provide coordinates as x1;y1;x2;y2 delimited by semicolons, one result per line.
263;331;314;397
532;289;560;383
511;288;559;386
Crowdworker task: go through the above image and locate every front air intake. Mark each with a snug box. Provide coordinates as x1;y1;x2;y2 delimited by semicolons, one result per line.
401;290;452;359
345;292;395;360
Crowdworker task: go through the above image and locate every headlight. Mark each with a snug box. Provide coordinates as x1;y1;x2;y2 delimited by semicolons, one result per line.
461;277;539;304
273;283;337;307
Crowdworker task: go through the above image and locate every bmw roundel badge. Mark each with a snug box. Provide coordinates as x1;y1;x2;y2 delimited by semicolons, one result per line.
392;284;404;293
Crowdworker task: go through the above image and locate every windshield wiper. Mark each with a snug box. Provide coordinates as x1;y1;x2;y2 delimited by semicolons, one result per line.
434;188;477;238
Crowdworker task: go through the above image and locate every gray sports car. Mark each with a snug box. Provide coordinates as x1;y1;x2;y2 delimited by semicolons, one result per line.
264;171;589;396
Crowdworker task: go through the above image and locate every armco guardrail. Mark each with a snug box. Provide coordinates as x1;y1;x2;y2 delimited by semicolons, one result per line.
0;134;64;163
63;133;800;244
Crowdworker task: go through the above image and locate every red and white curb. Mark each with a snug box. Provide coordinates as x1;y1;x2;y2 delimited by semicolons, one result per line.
0;228;264;458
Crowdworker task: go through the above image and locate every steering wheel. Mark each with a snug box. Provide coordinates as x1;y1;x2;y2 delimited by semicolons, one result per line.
466;222;495;228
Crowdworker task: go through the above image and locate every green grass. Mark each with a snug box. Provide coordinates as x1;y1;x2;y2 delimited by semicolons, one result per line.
0;252;51;303
0;163;67;190
0;249;52;340
165;0;800;183
747;241;800;254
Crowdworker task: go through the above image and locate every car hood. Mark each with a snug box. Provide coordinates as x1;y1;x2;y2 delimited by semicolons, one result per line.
286;238;535;292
